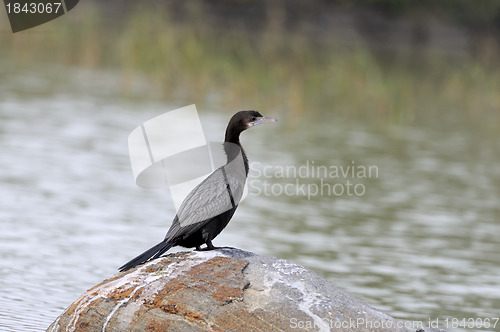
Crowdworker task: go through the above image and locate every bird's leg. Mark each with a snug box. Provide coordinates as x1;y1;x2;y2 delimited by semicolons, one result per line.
195;240;219;251
206;239;216;250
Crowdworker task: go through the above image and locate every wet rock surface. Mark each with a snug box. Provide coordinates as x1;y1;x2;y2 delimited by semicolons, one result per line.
48;248;445;332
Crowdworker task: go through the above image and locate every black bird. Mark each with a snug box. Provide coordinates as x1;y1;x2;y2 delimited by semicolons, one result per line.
119;111;277;271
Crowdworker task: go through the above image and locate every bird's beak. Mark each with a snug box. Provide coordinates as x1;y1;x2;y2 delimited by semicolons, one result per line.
252;116;277;126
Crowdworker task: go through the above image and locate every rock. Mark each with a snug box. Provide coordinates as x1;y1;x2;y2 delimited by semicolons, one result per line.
48;248;444;332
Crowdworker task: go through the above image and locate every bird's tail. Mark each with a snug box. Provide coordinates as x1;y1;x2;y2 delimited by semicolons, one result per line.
119;241;175;272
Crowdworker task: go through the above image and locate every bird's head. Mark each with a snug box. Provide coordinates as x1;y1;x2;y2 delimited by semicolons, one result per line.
225;110;277;143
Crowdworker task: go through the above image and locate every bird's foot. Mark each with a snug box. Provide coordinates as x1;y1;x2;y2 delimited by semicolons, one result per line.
195;240;228;251
195;245;236;251
195;243;216;251
196;246;216;251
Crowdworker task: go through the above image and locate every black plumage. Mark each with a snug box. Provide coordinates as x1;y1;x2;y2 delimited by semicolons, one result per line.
119;111;276;271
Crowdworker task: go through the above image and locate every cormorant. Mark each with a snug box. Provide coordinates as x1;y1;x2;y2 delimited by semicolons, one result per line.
119;111;277;271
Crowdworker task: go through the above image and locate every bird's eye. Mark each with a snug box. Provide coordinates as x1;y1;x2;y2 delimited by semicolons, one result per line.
251;117;256;122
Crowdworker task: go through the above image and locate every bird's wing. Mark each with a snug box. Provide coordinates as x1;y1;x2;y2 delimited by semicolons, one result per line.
164;161;246;241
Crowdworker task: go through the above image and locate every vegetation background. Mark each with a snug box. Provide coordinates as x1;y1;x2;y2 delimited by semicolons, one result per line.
2;0;500;130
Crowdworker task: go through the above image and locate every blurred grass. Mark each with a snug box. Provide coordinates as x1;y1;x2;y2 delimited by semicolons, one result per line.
1;2;499;131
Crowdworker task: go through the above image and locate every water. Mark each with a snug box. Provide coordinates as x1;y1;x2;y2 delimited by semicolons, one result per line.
1;66;499;332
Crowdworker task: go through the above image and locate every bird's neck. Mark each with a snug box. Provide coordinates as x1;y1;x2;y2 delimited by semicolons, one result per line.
224;126;241;145
224;131;249;175
240;146;249;175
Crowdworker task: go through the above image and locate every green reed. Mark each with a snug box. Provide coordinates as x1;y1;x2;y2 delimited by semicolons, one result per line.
1;3;499;130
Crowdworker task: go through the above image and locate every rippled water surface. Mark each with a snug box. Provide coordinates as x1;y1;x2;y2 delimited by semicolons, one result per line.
1;67;499;331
